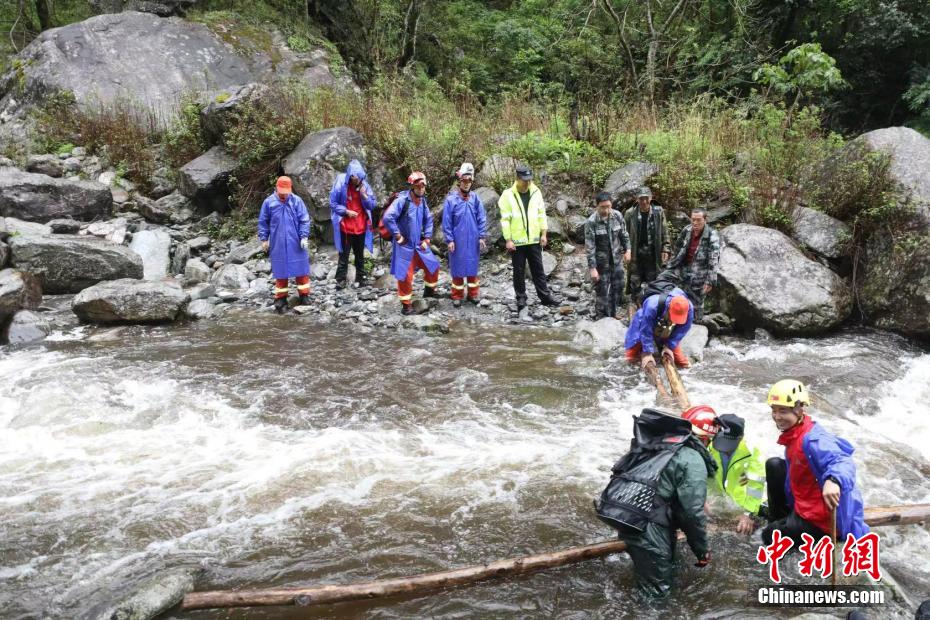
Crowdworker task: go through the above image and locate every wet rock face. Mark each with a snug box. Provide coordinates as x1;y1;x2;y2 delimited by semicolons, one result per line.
72;278;189;323
9;234;143;294
716;224;852;335
0;167;112;223
0;268;42;326
177;147;237;213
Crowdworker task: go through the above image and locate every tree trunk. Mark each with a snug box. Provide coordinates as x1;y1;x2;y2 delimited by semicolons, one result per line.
662;356;691;411
398;0;422;68
35;0;52;31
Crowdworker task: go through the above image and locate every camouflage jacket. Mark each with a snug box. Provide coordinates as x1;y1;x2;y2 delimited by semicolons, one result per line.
623;204;671;271
668;224;721;289
585;210;630;269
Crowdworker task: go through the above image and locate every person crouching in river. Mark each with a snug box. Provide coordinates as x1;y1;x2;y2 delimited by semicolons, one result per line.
762;380;868;546
382;172;441;315
258;176;311;314
624;287;693;370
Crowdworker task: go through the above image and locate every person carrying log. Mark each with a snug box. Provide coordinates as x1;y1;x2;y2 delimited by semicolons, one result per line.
624;287;693;370
762;380;869;546
595;408;714;598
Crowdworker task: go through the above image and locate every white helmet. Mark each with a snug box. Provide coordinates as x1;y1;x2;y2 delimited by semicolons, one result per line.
457;162;475;178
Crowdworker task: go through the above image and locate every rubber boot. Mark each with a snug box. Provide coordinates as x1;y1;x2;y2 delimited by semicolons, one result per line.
274;297;288;314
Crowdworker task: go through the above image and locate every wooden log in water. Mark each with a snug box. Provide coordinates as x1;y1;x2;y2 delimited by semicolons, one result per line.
181;503;930;611
661;356;691;411
643;363;671;402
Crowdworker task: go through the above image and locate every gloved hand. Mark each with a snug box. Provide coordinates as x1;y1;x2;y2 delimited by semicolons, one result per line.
695;551;710;568
300;238;309;250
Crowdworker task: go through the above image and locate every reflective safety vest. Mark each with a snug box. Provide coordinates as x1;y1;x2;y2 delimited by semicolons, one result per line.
709;439;766;514
499;182;547;246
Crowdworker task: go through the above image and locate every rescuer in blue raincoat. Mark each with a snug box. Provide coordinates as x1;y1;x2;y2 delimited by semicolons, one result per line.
382;171;441;315
329;159;376;288
442;162;487;307
258;176;311;313
624;287;694;368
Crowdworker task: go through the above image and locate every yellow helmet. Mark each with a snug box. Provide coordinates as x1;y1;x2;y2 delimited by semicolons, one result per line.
767;379;810;408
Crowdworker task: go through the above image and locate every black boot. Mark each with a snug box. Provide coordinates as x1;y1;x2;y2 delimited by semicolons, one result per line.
335;280;346;290
298;294;310;306
423;286;437;298
452;298;462;308
401;304;414;316
274;297;288;314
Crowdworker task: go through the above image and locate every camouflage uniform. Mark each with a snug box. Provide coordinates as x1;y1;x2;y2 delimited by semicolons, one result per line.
667;224;721;320
624;205;672;301
585;210;630;319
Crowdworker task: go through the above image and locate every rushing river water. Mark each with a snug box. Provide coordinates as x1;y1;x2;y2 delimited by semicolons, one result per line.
2;309;929;619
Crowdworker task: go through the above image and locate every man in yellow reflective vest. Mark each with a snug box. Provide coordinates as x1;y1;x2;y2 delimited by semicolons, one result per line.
685;406;767;534
498;164;562;311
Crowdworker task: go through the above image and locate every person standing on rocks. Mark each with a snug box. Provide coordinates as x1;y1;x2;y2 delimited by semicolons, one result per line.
624;187;671;306
499;164;562;311
383;172;441;316
442;163;487;308
329;159;376;289
624;287;693;369
585;191;631;319
258;176;311;314
666;207;720;321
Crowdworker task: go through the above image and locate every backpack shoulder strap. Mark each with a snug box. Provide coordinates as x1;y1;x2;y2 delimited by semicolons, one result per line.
657;291;670;318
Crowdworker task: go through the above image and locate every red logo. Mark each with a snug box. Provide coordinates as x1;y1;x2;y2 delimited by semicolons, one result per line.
757;532;882;583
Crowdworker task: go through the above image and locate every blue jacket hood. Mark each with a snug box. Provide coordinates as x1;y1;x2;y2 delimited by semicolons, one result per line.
346;159;367;182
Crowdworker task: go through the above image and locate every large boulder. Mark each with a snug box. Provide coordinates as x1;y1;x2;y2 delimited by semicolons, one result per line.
282;127;386;242
3;309;51;345
199;83;269;146
476;186;501;245
128;229;171;280
178;146;237;213
0;268;42;325
9;234;143;293
0;167;112;223
679;324;709;362
475;154;518;189
856;127;930;224
72;278;189;323
89;0;197;17
792;206;851;260
602;162;659;206
210;263;250;289
716;224;852;335
0;12;351;125
573;317;627;353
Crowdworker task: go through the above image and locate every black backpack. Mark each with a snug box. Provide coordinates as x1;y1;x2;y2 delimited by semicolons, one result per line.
594;409;696;535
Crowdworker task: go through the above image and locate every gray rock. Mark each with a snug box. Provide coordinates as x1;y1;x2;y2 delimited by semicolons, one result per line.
171;242;190;275
792;206;851;260
26;154;64;177
184;258;211;284
0;167;111;223
547;216;565;241
0;241;8;268
199;83;269;146
573;317;627;353
3;309;51;345
679;324;709;362
135;196;169;224
178;146;236;213
1;217;51;239
555;198;569;216
185;282;215;300
210;263;250;289
10;234;143;294
310;262;329;280
716;224;852;335
111;187;130;204
227;240;264;264
568;214;587;244
857;127;930;223
89;0;197;17
187;236;211;252
0;268;43;325
282;127;386;242
542;251;557;277
401;313;451;334
602;161;659;205
72;278;188;323
184;298;216;319
84;217;128;244
48;218;82;234
475;186;501;244
62;157;83;173
859;231;930;337
138;191;191;224
88;567;197;620
476;154;518;188
98;170;117;186
128;229;171;280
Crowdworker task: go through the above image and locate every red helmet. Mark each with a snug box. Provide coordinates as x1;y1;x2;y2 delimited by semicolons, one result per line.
683;405;719;437
407;171;427;186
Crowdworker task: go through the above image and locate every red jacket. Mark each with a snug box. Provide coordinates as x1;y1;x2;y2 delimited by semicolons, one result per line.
778;415;831;533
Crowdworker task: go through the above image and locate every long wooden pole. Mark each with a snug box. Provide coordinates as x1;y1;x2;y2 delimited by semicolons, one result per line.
661;356;691;410
181;503;930;611
643;362;672;403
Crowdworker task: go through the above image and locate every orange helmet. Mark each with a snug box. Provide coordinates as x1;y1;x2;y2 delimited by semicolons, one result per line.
682;405;719;438
407;171;427;186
